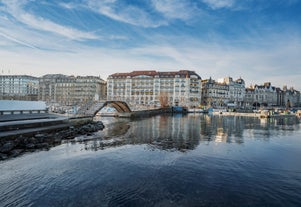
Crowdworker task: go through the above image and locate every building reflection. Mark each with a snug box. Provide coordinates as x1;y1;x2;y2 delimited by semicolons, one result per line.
200;115;300;143
78;114;300;152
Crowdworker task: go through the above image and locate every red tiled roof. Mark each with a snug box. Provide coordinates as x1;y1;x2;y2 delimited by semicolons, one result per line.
109;70;201;79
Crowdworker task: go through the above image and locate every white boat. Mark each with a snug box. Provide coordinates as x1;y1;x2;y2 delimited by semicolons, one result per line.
188;108;204;113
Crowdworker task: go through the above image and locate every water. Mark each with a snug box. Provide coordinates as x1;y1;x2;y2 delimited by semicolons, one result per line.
1;114;301;207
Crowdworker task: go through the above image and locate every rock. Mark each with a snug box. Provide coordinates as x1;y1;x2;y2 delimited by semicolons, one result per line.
54;137;62;143
0;153;8;160
9;149;24;157
0;142;15;153
28;137;37;144
26;143;36;149
36;143;49;149
35;133;46;139
35;134;47;143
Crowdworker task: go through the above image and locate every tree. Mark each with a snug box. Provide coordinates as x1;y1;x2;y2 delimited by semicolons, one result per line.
159;92;169;107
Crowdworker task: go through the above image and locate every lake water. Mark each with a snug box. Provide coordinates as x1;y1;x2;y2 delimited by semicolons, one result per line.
1;114;301;207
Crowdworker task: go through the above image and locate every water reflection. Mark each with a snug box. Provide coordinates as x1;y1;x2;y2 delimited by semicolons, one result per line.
204;115;300;142
73;114;300;152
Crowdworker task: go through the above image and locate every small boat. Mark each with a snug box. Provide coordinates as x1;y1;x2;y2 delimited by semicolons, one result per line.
188;108;204;113
172;106;188;113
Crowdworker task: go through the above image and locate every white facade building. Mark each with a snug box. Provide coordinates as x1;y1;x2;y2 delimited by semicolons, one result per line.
0;75;39;100
107;70;202;108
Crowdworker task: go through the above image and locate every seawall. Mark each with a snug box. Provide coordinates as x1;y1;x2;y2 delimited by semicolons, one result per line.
118;107;174;118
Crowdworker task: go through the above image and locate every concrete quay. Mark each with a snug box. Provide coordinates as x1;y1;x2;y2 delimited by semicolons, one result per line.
211;111;300;118
0;114;69;138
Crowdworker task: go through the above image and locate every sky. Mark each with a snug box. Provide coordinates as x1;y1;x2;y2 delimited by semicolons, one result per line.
0;0;301;90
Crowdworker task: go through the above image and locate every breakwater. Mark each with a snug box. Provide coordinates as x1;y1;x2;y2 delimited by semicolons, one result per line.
119;107;173;118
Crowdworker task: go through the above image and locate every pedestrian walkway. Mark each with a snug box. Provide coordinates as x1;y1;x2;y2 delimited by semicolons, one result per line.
0;113;69;139
0;113;61;122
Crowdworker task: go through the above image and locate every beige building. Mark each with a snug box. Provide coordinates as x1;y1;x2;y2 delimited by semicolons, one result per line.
202;77;245;108
218;77;246;107
39;74;106;106
107;70;202;109
201;78;229;108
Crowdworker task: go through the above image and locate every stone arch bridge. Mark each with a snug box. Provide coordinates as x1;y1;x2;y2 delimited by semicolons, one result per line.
77;100;131;116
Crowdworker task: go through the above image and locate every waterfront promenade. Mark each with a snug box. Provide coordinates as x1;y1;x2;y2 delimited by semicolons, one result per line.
0;113;69;138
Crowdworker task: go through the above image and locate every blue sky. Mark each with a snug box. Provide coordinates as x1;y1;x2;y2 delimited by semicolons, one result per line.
0;0;301;89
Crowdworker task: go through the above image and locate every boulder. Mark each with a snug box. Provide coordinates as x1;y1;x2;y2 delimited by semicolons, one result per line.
9;149;24;157
0;153;8;160
0;142;15;153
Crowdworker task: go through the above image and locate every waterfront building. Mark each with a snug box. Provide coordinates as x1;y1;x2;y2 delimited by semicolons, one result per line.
0;75;39;101
201;77;229;108
39;74;106;106
244;83;300;108
201;76;245;108
282;86;301;108
107;70;202;108
244;82;277;108
218;77;246;107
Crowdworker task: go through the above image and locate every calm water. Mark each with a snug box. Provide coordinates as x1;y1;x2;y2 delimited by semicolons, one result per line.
1;114;301;207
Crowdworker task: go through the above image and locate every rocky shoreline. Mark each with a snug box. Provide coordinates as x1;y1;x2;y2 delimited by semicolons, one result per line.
0;121;105;160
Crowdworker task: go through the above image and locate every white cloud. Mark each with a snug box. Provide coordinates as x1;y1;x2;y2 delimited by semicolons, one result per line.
19;13;98;40
86;0;166;28
2;33;300;90
151;0;198;21
1;0;99;41
0;31;38;49
202;0;235;9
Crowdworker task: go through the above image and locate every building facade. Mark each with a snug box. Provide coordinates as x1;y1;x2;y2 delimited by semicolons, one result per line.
107;70;202;108
201;77;245;108
244;83;278;108
219;77;246;107
201;78;229;108
0;75;39;101
244;83;301;108
39;74;106;106
282;86;301;108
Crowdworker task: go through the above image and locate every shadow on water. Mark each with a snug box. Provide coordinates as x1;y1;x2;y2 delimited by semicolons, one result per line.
74;114;301;152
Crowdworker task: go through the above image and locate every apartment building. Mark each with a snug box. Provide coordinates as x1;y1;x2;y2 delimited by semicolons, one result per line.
282;86;301;108
0;75;39;101
201;77;246;108
107;70;202;108
39;74;106;106
219;77;246;107
201;78;229;107
244;83;300;108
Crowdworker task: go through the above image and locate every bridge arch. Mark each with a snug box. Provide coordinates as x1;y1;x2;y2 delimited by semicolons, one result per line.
93;101;131;116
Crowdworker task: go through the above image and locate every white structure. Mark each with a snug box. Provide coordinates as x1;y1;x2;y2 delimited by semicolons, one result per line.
0;75;39;100
107;70;202;108
0;100;47;115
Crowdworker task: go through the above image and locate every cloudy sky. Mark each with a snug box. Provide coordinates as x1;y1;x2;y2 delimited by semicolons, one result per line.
0;0;301;89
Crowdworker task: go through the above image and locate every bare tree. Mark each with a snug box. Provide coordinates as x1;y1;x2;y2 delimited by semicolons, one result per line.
159;92;169;108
